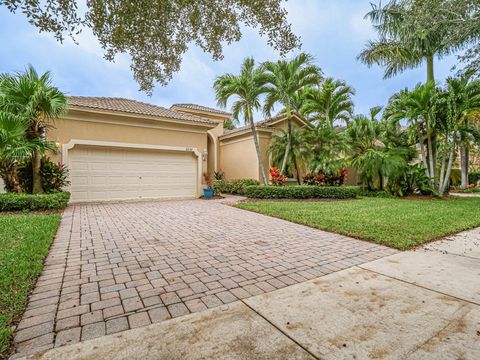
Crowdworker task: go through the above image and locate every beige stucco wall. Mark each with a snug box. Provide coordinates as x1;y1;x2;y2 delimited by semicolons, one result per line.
219;130;272;181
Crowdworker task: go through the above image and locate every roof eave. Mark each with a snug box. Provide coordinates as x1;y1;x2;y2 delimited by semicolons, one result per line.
67;105;218;129
219;127;274;141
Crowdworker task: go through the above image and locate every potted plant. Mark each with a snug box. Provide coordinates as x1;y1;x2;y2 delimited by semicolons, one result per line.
203;172;214;198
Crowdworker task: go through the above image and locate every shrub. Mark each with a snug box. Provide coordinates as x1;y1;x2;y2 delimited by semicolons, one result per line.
469;171;480;185
19;157;70;193
269;167;287;186
212;178;260;195
386;164;434;196
244;185;360;199
303;169;347;186
0;192;70;212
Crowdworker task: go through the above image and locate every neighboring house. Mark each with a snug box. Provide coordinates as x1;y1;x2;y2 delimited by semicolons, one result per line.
38;96;312;203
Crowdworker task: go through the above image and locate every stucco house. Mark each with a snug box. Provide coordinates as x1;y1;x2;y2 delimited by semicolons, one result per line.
13;96;311;203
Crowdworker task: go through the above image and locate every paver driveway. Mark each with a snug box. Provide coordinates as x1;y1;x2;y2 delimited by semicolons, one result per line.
13;198;397;358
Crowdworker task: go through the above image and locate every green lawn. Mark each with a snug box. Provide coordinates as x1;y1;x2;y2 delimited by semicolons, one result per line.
236;197;480;250
0;213;61;357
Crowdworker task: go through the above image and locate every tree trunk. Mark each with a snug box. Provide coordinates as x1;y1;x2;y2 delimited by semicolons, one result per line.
440;137;456;195
438;144;447;192
427;135;435;187
294;157;301;185
32;149;44;194
426;55;435;83
248;109;268;185
0;160;22;193
280;106;292;175
460;144;469;189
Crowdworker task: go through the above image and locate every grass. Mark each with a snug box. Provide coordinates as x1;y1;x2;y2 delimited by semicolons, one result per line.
0;213;61;357
236;197;480;250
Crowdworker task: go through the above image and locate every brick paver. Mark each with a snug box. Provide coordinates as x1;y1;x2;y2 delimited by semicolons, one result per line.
12;198;397;357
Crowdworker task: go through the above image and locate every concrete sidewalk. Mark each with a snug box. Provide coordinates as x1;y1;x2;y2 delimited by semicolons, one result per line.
19;228;480;360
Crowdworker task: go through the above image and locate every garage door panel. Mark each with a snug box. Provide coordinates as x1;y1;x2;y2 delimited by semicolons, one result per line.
68;146;197;202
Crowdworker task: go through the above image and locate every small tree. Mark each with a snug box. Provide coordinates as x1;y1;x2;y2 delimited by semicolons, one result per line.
0;66;67;193
0;111;28;193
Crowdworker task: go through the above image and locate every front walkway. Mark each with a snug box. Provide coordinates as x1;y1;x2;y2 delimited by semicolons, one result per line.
12;198;396;358
20;227;480;360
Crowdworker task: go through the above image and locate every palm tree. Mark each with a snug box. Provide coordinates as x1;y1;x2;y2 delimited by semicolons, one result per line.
300;123;347;177
446;75;480;189
214;58;269;184
438;75;480;192
0;111;28;193
301;78;355;126
269;128;304;184
384;82;438;186
263;53;323;174
0;110;56;193
358;0;466;83
0;65;67;193
346;114;415;192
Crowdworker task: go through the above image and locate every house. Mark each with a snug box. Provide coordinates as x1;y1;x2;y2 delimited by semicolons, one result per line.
26;96;311;203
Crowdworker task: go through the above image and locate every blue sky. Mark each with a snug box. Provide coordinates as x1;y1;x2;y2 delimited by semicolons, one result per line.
0;0;460;121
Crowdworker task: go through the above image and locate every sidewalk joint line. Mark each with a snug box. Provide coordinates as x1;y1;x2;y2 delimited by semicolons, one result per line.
358;266;480;306
240;299;321;360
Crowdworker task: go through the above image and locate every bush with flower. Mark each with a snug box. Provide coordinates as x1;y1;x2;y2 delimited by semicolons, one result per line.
269;167;288;186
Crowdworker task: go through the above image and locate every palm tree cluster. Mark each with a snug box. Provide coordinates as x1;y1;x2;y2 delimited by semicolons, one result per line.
385;76;480;194
214;53;357;184
0;65;67;194
214;49;480;195
278;74;480;196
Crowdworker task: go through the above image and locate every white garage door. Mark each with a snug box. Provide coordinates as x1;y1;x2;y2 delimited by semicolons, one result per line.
68;145;197;202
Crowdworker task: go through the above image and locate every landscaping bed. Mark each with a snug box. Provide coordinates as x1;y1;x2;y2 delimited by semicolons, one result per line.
0;213;61;357
236;196;480;250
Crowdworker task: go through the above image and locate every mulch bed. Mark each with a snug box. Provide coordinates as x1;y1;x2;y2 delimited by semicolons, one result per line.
238;198;353;203
200;195;225;200
400;195;450;200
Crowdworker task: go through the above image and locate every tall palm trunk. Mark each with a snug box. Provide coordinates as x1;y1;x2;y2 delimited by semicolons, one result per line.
31;123;44;194
426;54;438;188
426;55;435;83
294;158;301;184
460;143;469;189
427;135;435;187
280;105;292;175
248;108;268;185
32;149;44;193
440;135;456;195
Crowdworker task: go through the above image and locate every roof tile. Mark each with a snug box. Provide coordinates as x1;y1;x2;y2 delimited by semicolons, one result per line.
171;103;231;116
68;97;216;125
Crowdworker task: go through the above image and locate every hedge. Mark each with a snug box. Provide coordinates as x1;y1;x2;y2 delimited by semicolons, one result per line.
244;185;360;199
212;178;259;195
0;192;71;212
469;171;480;185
